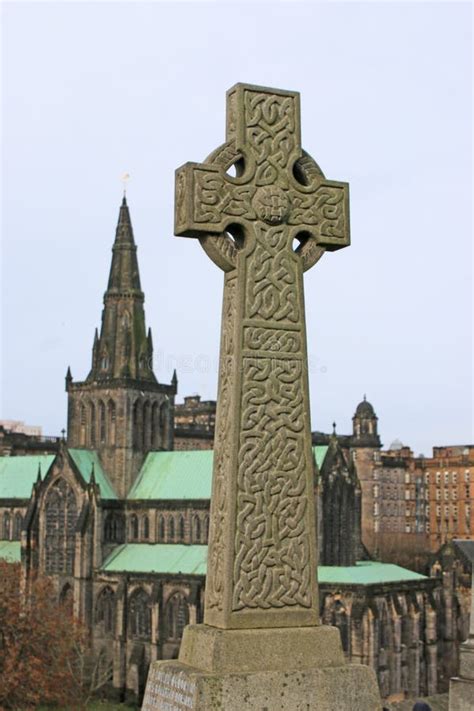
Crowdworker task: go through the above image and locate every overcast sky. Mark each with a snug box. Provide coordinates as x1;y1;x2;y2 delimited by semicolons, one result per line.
1;1;472;456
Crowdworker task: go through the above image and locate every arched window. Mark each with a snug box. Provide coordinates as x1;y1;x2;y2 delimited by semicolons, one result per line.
90;402;96;446
164;592;189;642
133;400;141;450
104;512;125;543
168;517;175;542
99;401;106;443
44;479;77;574
151;402;160;449
60;583;74;616
179;515;186;542
129;588;151;639
13;512;22;540
3;512;11;540
143;516;150;540
108;400;116;446
204;515;210;542
130;514;139;541
142;401;151;450
160;404;168;447
80;404;87;445
157;514;165;541
96;586;115;635
193;515;201;543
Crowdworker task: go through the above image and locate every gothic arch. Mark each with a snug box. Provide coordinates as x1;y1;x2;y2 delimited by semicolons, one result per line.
151;401;160;448
90;401;97;446
108;399;116;446
143;515;150;540
168;516;175;542
3;511;11;539
104;511;125;543
179;515;186;542
130;514;139;541
13;512;22;540
157;514;165;541
44;479;77;575
193;515;202;543
128;588;151;639
96;586;115;636
99;400;107;443
143;400;151;450
164;592;189;642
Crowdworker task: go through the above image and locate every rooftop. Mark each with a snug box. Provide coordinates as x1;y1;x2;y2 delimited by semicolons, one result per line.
0;455;55;499
0;540;21;563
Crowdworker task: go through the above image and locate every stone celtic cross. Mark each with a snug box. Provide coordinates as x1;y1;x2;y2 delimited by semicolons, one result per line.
175;83;350;630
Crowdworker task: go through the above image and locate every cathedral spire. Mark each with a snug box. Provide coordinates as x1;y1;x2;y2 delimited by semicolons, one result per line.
86;196;156;383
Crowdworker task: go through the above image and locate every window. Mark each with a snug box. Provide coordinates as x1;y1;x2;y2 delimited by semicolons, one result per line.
425;472;430;484
444;489;449;501
405;472;410;485
405;523;411;533
204;515;210;541
444;472;450;485
13;512;22;540
373;503;379;516
108;400;116;446
99;401;106;443
164;592;189;642
168;517;175;542
143;516;150;540
453;489;458;501
96;587;115;636
436;505;441;517
104;512;125;543
436;472;441;485
436;490;441;500
179;515;185;542
193;515;201;543
453;472;457;485
129;589;151;639
3;512;11;539
465;471;471;484
405;490;410;500
444;505;450;519
130;514;139;541
44;479;77;575
426;505;430;516
373;485;379;498
426;522;430;532
157;514;165;541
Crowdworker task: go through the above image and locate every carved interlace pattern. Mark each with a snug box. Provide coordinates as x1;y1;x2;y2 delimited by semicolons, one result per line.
232;223;312;611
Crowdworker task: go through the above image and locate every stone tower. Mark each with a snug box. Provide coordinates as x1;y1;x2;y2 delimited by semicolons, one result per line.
351;396;381;549
66;197;177;498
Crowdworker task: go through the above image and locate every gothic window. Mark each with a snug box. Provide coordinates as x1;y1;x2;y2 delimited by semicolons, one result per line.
157;514;165;541
80;404;87;445
143;401;151;450
44;479;77;575
204;515;210;542
143;515;150;540
193;515;201;543
13;512;22;540
164;592;189;642
90;402;96;446
151;402;160;448
3;512;11;539
99;401;106;443
96;586;115;635
133;400;142;450
168;516;175;542
60;583;74;616
130;514;139;541
100;353;109;371
179;515;185;542
104;512;125;543
160;403;168;446
108;400;116;446
129;588;151;639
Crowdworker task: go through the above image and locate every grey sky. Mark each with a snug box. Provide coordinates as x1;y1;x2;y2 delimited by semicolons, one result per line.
1;1;472;455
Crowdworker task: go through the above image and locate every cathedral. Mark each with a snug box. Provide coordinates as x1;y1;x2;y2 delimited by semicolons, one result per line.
0;198;468;704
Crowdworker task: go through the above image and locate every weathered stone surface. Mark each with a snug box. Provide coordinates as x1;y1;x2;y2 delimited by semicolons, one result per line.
178;623;345;673
449;677;474;711
143;660;381;711
175;82;350;632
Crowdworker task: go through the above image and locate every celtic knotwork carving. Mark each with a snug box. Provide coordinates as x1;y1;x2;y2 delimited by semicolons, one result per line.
206;273;237;610
246;225;299;324
232;356;312;610
244;327;301;354
195;171;256;223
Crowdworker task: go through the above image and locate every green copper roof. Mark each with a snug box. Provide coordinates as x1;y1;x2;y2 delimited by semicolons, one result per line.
0;455;54;499
102;543;207;575
101;545;425;585
0;541;21;562
128;451;213;500
69;449;117;500
318;561;427;585
128;446;328;501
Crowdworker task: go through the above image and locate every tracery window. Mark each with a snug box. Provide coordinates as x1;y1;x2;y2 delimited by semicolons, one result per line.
3;512;11;540
44;479;77;575
13;512;22;540
129;588;151;639
104;512;125;543
96;586;115;635
164;592;189;642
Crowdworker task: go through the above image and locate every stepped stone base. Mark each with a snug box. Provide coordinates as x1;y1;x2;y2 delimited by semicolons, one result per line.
142;625;382;711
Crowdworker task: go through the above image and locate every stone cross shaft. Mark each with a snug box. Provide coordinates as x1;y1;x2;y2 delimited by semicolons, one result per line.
175;84;350;630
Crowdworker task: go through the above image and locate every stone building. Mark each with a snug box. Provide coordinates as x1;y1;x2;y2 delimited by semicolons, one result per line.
0;197;467;704
174;395;215;450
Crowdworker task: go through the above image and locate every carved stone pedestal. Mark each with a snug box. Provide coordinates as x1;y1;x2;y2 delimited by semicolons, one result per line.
142;625;381;711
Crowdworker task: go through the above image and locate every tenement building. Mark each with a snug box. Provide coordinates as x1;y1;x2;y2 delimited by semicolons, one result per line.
0;198;468;704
